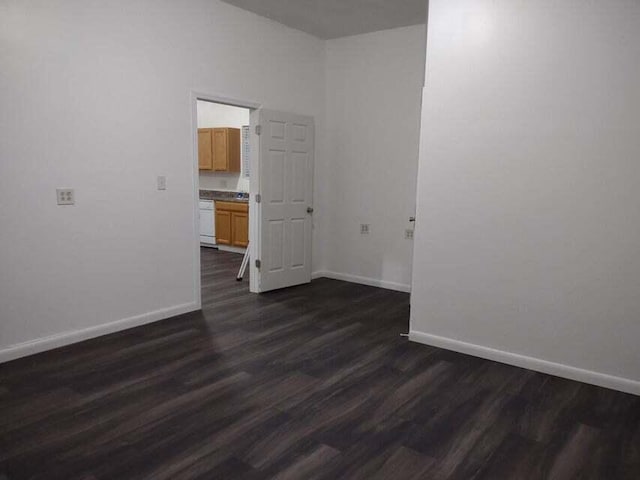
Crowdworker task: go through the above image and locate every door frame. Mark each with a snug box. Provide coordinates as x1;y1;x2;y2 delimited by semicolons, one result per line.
189;91;261;305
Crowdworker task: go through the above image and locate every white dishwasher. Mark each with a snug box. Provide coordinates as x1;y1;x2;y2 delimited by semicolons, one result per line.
199;200;216;246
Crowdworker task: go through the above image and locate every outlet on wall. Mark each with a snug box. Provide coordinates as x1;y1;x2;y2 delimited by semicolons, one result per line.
157;176;167;190
56;189;75;205
405;229;414;240
360;224;370;235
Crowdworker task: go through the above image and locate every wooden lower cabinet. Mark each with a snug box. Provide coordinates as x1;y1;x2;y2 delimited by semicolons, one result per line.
215;210;232;245
215;201;248;248
231;212;249;247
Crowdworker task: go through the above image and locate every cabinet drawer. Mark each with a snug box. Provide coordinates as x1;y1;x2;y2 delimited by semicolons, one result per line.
215;201;248;213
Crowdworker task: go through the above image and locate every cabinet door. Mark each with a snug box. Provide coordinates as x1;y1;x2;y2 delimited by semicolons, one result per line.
213;128;228;171
215;210;232;245
231;212;249;247
227;128;241;173
198;129;213;170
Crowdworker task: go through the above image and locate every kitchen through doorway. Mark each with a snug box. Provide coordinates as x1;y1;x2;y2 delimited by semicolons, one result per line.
192;93;316;301
196;99;254;292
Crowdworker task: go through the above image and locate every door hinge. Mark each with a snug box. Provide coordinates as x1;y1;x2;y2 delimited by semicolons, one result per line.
255;193;261;203
255;259;261;269
255;125;261;135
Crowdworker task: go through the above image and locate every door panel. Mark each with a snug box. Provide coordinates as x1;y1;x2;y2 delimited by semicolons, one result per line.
267;219;285;272
268;150;285;203
290;218;305;268
291;152;308;203
257;109;314;292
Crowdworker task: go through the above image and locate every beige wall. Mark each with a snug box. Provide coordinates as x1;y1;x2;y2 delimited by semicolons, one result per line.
321;25;426;291
0;0;326;358
411;0;640;394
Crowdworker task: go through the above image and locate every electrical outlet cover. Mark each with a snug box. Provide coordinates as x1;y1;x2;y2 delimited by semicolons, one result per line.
56;189;75;205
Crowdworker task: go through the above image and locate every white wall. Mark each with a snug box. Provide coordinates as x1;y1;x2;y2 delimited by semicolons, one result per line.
321;25;426;292
0;0;326;359
411;0;640;394
197;100;250;192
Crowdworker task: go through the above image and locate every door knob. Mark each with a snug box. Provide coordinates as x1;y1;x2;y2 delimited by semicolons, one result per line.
307;207;314;214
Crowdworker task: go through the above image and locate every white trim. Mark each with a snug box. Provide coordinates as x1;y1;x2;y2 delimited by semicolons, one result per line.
249;109;261;293
409;330;640;396
190;92;203;310
312;270;411;293
191;92;261;111
0;302;199;364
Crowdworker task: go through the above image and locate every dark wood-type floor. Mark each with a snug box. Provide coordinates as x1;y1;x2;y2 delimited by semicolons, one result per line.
1;248;639;479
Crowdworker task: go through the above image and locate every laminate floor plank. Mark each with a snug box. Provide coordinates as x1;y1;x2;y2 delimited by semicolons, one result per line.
1;248;639;479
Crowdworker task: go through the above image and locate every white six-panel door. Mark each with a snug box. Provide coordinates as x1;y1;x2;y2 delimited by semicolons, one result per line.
255;109;314;292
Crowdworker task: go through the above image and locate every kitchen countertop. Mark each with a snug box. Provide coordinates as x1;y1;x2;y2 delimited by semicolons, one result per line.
199;190;249;203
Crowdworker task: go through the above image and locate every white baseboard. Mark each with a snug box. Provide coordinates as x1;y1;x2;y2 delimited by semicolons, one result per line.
409;330;640;396
312;270;410;293
0;302;200;364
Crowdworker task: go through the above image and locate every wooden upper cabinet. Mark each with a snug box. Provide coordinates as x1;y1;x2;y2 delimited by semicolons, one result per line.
198;127;241;172
213;128;241;172
198;129;213;170
212;129;228;171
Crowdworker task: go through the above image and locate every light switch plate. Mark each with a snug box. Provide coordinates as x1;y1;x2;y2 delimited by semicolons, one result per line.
56;189;75;205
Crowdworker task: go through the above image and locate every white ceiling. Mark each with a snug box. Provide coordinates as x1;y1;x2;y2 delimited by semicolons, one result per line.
221;0;427;39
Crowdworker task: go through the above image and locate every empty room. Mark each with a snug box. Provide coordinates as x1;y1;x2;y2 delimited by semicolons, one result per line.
1;0;639;478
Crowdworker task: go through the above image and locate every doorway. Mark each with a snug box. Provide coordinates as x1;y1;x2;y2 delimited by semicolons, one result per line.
193;96;257;302
190;93;316;306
